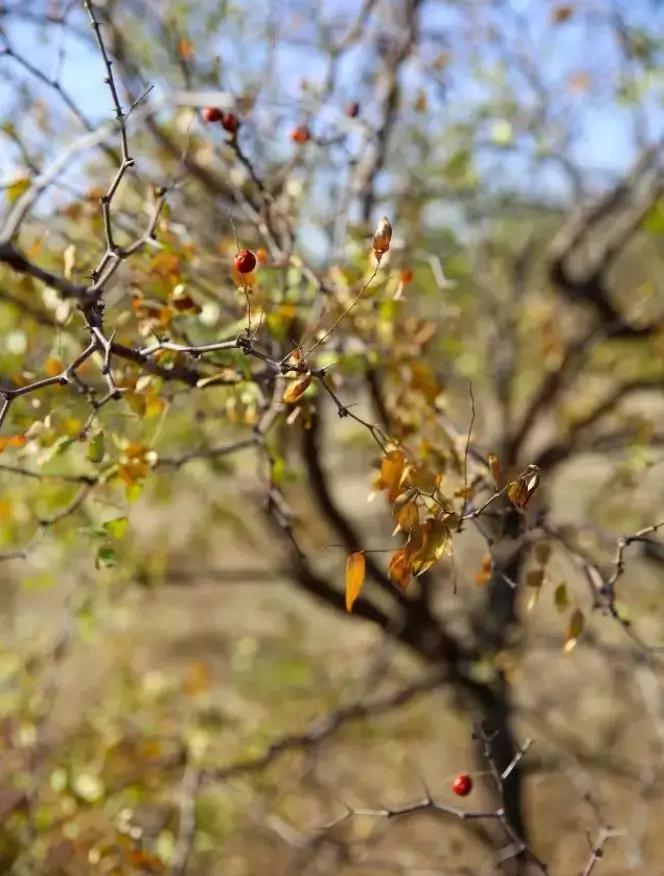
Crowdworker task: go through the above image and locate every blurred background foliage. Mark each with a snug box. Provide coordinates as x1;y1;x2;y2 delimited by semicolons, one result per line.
0;0;663;873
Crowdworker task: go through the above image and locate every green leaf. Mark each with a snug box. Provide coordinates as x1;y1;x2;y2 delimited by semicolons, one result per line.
643;197;664;236
125;482;143;504
87;431;105;463
95;545;118;569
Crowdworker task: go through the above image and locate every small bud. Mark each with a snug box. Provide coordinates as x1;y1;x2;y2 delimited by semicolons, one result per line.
372;216;392;258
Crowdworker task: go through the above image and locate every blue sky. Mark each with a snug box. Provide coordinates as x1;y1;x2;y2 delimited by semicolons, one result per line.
0;0;662;202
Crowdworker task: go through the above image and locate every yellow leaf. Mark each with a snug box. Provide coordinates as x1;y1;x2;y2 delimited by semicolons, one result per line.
404;462;439;494
6;177;30;204
392;492;419;535
564;608;584;653
345;552;366;612
409;517;453;575
282;373;312;404
124;391;147;417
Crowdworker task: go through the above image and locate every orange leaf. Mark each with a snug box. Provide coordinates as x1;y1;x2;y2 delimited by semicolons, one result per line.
393;496;419;535
507;465;540;509
377;449;407;502
345;551;366;612
487;452;503;487
0;433;28;453
475;552;493;586
44;357;64;377
178;38;194;60
389;548;413;590
282;373;312;404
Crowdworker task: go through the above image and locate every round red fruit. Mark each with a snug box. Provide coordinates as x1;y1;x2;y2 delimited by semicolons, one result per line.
452;774;473;797
202;106;223;123
234;249;257;274
291;125;311;144
221;112;239;134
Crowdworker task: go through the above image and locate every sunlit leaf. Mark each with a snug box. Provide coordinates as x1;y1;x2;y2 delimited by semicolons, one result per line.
376;449;407;502
392;492;419;535
72;773;104;803
490;119;513;145
63;244;76;280
124;390;147;417
409;517;453;575
104;517;128;539
507;465;540;509
282;373;312;404
126;482;143;504
527;588;540;612
345;551;366;612
404;462;439;493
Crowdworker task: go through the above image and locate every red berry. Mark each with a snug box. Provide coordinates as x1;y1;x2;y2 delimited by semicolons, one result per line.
452;774;473;797
234;249;257;274
202;106;223;123
290;125;311;144
221;112;239;134
345;100;360;118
